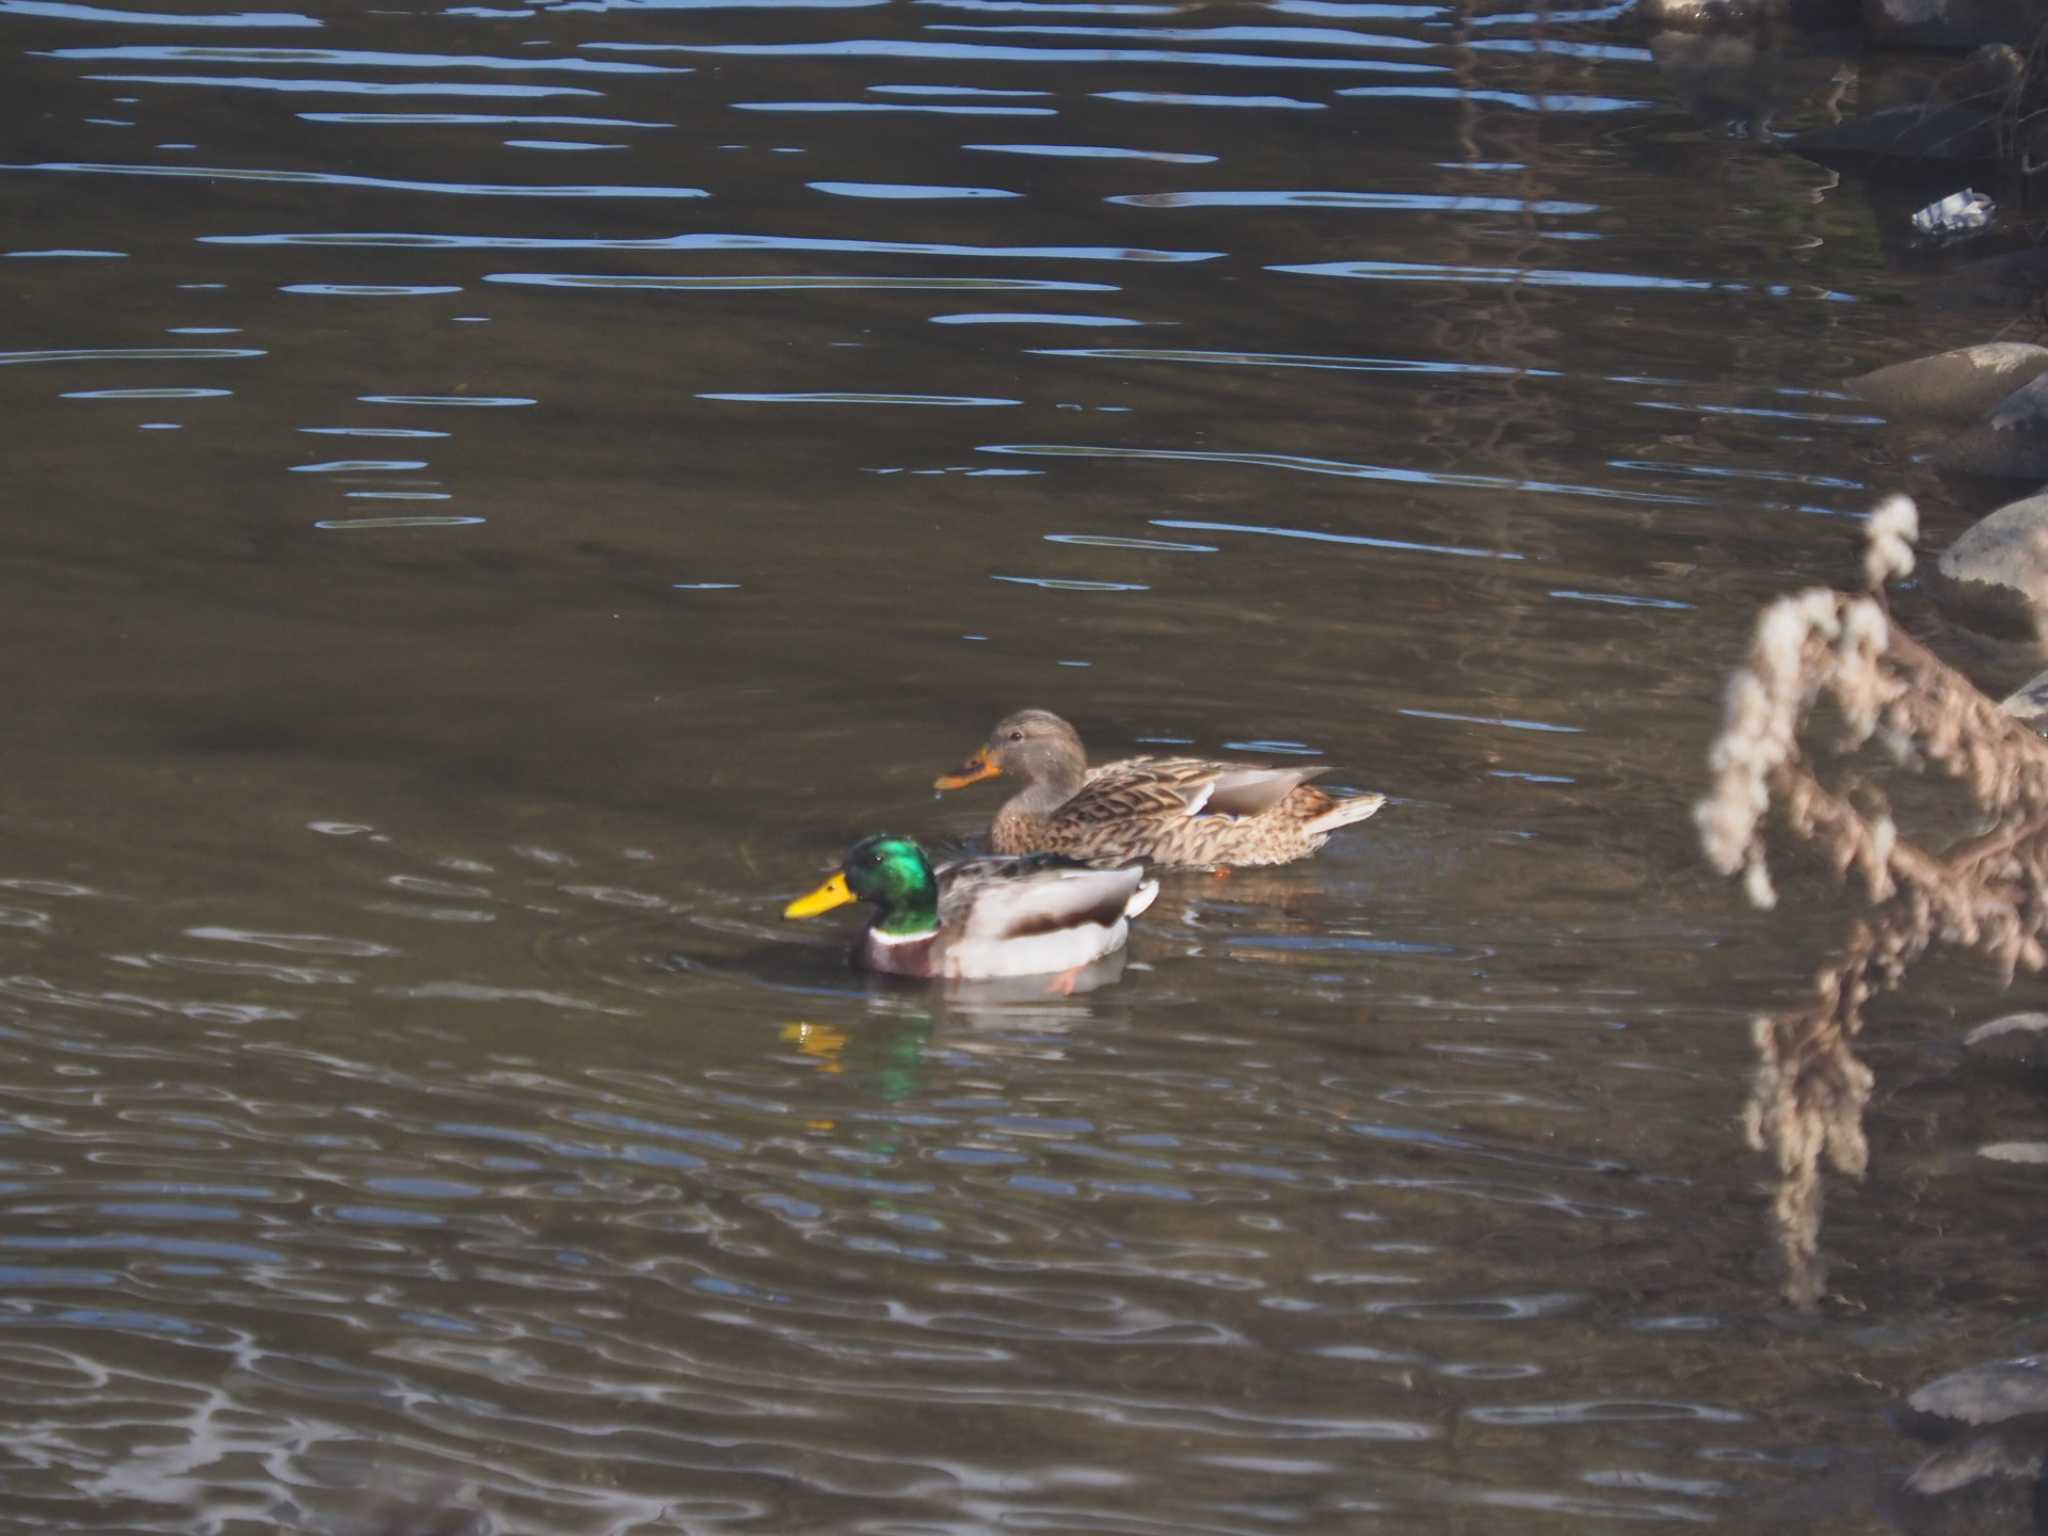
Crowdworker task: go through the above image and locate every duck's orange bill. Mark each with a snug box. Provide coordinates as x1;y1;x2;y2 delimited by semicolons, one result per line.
933;745;1002;791
784;871;856;919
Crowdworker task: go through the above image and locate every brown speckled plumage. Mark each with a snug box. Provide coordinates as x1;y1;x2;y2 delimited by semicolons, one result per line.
936;709;1386;869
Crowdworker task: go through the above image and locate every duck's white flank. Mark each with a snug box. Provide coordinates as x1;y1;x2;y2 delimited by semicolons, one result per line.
870;926;939;946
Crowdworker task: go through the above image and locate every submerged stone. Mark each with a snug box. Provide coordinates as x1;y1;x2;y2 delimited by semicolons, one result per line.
1932;492;2048;645
1864;0;2048;51
1883;1359;2048;1534
1941;374;2048;479
1962;1010;2048;1070
1793;102;2000;165
1936;248;2048;312
1884;1360;2048;1534
1880;1418;2048;1536
1849;343;2048;422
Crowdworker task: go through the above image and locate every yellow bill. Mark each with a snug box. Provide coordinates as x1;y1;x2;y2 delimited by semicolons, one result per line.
784;871;856;919
934;745;1002;791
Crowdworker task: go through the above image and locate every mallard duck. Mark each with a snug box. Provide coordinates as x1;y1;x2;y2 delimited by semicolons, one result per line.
933;708;1386;869
783;834;1158;979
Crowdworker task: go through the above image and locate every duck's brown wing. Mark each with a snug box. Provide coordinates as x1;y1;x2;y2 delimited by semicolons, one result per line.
1072;756;1329;823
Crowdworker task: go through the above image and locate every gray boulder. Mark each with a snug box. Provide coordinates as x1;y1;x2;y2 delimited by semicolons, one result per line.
1932;491;2048;645
1850;344;2048;423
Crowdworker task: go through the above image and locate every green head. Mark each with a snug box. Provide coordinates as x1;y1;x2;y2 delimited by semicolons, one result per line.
784;835;940;936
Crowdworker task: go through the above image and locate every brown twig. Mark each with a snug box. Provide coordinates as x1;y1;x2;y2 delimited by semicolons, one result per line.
1697;497;2048;1304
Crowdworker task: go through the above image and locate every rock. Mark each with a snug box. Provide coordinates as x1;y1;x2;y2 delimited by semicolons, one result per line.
1935;249;2048;312
1864;0;2048;50
1792;102;2000;166
1941;376;2048;479
1850;345;2048;422
1902;1358;2048;1440
1883;1360;2048;1535
1879;1417;2048;1536
1963;1011;2048;1068
1932;492;2048;644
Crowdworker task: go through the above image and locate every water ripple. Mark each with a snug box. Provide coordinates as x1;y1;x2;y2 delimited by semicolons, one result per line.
44;45;689;74
205;230;1219;262
298;111;673;126
1274;258;1854;300
598;39;1446;75
701;391;1022;406
64;386;232;399
357;393;533;406
992;575;1150;591
0;346;264;365
930;20;1435;45
1031;345;1551;377
1111;190;1595;214
182;926;393;958
981;443;1701;508
1396;707;1583;734
868;82;1051;96
0;0;1883;1525
933;312;1143;326
734;99;1055;114
79;73;605;97
0;160;710;199
1464;1400;1748;1426
0;0;319;23
1336;84;1648;110
811;180;1020;199
1097;90;1330;108
967;141;1216;162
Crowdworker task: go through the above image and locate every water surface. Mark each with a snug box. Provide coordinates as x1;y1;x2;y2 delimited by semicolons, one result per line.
0;0;2036;1531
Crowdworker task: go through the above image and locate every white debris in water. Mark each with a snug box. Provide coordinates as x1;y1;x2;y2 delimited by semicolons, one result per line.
1910;189;1994;237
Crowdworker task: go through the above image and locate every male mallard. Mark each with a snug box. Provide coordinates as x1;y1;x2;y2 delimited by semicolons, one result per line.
934;708;1386;869
784;834;1158;979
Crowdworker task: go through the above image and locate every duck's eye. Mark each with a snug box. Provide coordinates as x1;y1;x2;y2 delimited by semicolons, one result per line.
1007;730;1023;743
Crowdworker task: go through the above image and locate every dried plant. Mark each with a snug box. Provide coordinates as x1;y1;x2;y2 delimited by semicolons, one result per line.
1697;495;2048;1305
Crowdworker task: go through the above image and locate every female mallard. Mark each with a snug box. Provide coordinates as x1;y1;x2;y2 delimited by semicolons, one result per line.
784;834;1158;979
934;709;1386;869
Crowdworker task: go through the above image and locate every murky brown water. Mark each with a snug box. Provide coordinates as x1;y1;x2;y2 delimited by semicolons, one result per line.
3;0;2045;1531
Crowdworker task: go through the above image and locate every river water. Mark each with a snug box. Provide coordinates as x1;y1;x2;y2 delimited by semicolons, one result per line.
2;0;2043;1531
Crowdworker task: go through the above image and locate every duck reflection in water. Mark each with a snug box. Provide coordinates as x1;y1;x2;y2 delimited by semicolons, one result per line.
777;947;1129;1113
